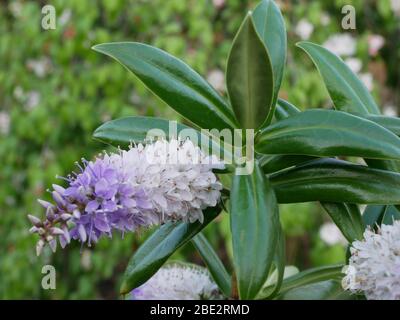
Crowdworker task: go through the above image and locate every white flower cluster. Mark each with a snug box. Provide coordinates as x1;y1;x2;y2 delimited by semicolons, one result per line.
131;263;222;300
109;138;224;223
342;221;400;300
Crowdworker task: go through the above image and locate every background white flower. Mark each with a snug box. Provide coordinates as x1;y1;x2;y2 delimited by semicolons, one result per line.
207;69;225;93
295;19;314;40
342;221;400;300
323;34;356;57
359;73;373;91
368;34;385;57
130;263;222;300
345;58;362;74
319;222;347;246
391;0;400;16
0;111;11;135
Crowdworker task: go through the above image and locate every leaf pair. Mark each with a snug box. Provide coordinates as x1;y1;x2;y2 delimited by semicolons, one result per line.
227;0;285;129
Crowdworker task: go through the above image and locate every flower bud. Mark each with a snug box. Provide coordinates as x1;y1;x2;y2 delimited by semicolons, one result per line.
50;227;65;235
28;214;42;227
36;239;45;256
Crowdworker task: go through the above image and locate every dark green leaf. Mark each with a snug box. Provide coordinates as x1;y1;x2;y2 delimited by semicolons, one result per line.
274;98;300;121
120;206;221;294
252;0;287;124
321;203;365;242
263;264;343;297
297;41;380;115
270;158;400;204
278;280;354;300
226;14;274;129
230;162;279;299
256;109;400;160
382;206;400;225
259;154;316;174
192;233;232;297
93;42;238;131
362;205;387;227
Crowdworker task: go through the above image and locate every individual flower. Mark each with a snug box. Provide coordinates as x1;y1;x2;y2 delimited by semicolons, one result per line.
28;139;223;255
130;263;222;300
295;19;314;40
323;33;356;57
342;221;400;300
319;222;347;246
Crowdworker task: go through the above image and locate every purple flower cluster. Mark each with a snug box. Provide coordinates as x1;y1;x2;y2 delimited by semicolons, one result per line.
28;139;223;256
29;156;154;255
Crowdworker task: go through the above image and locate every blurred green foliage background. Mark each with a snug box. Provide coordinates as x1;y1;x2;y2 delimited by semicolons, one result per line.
0;0;399;299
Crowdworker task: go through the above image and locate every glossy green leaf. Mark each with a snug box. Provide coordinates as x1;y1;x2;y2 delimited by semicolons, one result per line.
363;114;400;136
264;264;343;297
297;41;380;115
226;14;274;129
270;158;400;204
252;0;287;124
321;203;365;242
259;154;316;174
256;109;400;160
382;205;400;224
364;205;400;228
93;116;233;163
362;205;387;227
258;226;285;299
192;233;232;297
274;98;300;121
230;162;279;299
120;206;221;294
94;116;194;147
93;42;238;131
279;280;353;300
